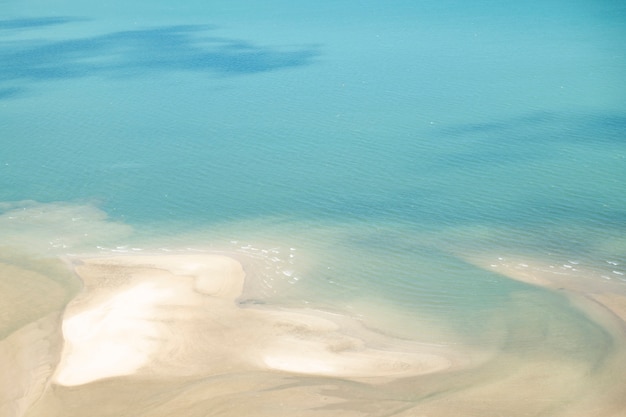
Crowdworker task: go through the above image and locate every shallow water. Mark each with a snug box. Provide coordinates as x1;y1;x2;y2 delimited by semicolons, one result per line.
2;0;626;415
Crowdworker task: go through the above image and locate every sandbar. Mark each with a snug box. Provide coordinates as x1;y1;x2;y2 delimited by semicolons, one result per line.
464;255;626;417
5;251;626;416
53;253;458;387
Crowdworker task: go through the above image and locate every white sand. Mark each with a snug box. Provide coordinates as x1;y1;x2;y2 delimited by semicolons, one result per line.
56;282;179;385
52;254;457;387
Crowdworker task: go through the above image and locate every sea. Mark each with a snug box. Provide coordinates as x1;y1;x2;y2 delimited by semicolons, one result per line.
1;0;626;415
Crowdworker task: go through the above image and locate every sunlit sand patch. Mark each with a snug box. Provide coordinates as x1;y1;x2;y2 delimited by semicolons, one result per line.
55;282;178;385
53;254;460;388
254;309;454;378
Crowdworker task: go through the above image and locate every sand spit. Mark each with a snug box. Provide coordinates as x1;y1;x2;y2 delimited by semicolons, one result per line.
474;256;626;330
466;255;626;417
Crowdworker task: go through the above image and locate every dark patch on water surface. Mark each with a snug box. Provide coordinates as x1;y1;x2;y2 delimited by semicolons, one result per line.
0;18;319;98
0;17;85;31
0;86;23;99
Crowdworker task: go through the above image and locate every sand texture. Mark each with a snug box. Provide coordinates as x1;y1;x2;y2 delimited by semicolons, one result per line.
0;253;466;417
3;251;626;416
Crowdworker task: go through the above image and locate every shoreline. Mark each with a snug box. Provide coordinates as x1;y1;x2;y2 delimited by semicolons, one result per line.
464;254;626;417
4;249;626;416
53;252;462;387
468;255;626;330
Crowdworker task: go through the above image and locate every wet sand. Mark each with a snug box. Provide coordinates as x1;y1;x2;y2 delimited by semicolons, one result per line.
463;255;626;417
3;252;467;417
55;254;458;383
2;251;626;416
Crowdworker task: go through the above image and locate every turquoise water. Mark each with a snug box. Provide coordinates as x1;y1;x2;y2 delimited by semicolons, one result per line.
1;1;626;414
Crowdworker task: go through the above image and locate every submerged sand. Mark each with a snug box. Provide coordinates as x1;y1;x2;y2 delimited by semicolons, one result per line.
54;254;456;386
2;251;626;416
2;252;467;417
